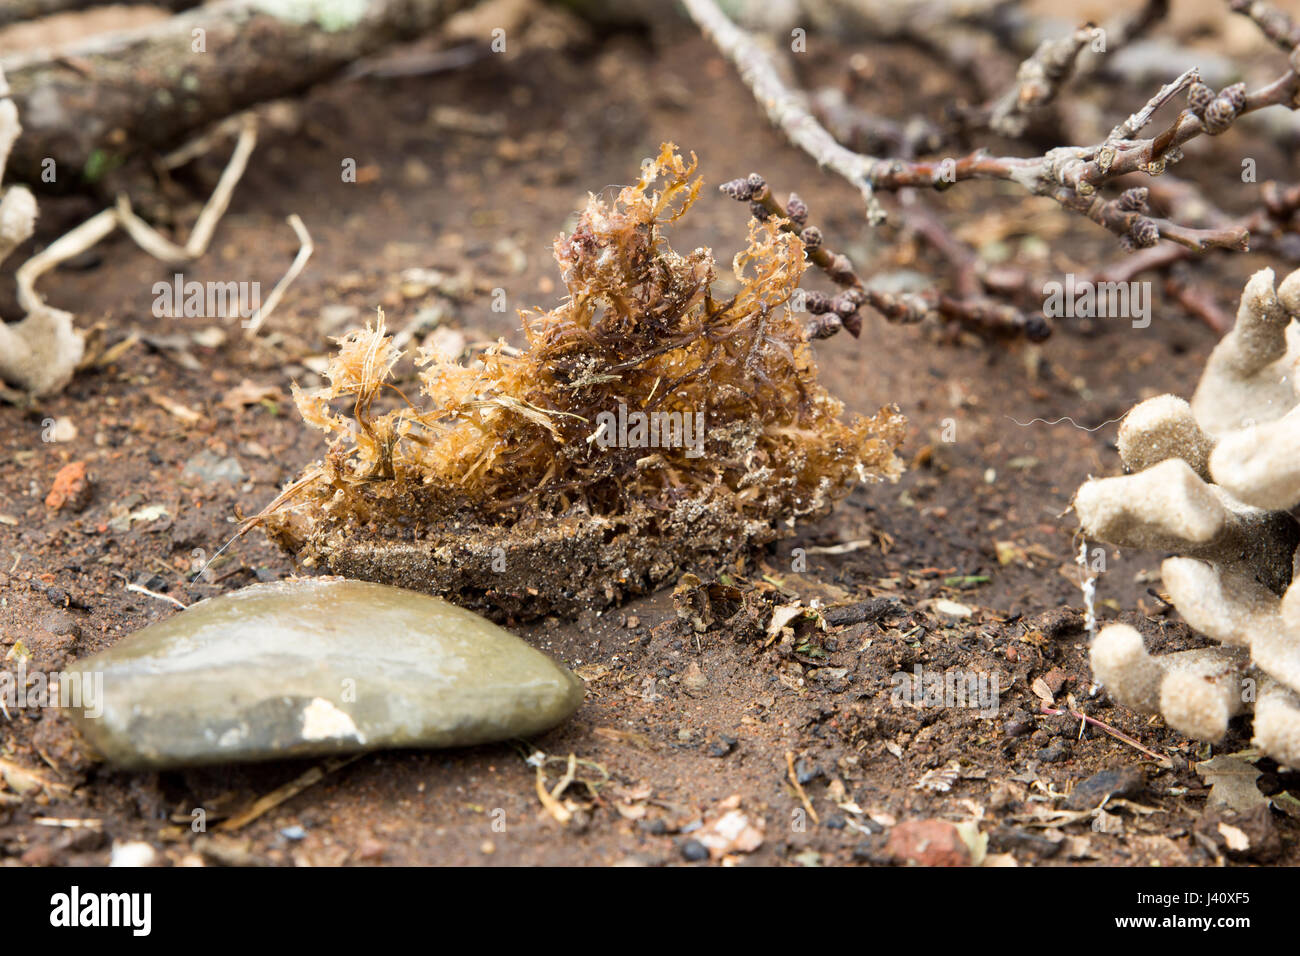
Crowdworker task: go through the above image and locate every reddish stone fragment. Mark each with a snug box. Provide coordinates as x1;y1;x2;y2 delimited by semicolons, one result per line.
45;461;91;512
885;819;971;867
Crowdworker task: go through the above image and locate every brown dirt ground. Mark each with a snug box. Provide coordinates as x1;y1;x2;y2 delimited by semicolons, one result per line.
2;15;1298;866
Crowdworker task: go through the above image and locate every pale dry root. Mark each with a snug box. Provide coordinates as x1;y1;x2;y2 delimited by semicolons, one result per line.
0;75;84;397
1075;265;1300;766
0;68;271;400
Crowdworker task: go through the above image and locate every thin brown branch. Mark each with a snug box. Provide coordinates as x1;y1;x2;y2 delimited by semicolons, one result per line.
688;0;1300;256
959;0;1169;137
1094;178;1300;282
1040;703;1172;767
1109;0;1172;51
722;174;1049;341
0;0;197;25
786;750;820;826
1164;268;1233;334
988;23;1097;137
1106;66;1199;142
1229;0;1300;51
680;0;887;222
2;0;473;183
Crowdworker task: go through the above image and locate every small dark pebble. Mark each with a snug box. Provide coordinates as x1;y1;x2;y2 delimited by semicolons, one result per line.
990;826;1063;858
1065;766;1146;810
850;836;890;863
39;611;81;638
1024;314;1052;342
1003;718;1031;737
796;760;824;785
1046;712;1078;737
133;572;168;593
1037;739;1070;763
680;839;709;862
823;598;897;628
824;815;846;830
43;586;88;610
706;735;737;758
639;819;668;836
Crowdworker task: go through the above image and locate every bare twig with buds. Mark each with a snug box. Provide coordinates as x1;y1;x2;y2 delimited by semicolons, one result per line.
1229;0;1300;51
686;0;1299;256
987;23;1099;138
682;0;889;224
719;174;1050;341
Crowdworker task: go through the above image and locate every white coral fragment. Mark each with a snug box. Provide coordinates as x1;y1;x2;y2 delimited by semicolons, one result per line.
1191;268;1300;435
1074;458;1226;552
1209;407;1300;511
1116;395;1214;479
1254;679;1300;766
1076;265;1300;767
1089;624;1248;742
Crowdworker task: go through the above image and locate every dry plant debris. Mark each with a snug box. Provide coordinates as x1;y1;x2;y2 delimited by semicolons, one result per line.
263;144;904;618
1075;266;1300;766
0;69;305;401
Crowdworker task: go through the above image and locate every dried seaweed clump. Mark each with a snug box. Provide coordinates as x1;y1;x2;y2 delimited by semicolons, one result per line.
1074;266;1300;766
264;144;904;618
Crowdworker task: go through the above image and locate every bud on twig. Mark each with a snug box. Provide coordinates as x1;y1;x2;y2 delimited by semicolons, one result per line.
1203;83;1247;135
1129;217;1161;248
1118;187;1150;213
719;177;754;201
1186;81;1215;116
803;290;833;314
786;193;808;225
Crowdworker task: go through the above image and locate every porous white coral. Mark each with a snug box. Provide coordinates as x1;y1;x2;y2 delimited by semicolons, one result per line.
1075;265;1300;766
